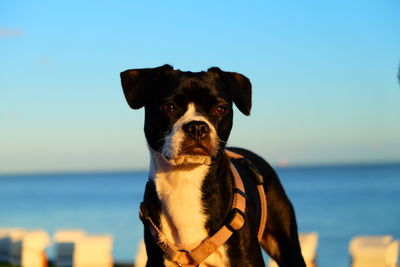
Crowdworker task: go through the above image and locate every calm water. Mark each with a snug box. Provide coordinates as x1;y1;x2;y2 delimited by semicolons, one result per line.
0;163;399;266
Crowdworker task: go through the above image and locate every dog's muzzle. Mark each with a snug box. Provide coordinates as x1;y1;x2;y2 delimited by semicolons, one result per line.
180;121;213;157
183;121;210;141
161;119;218;166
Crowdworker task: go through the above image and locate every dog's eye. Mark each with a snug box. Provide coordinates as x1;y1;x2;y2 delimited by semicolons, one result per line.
214;106;226;115
159;103;175;112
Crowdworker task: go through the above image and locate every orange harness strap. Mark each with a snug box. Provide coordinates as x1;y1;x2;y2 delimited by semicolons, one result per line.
139;150;267;266
225;150;267;241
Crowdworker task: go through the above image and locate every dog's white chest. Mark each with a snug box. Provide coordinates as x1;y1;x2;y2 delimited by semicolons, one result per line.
154;165;229;267
155;165;209;249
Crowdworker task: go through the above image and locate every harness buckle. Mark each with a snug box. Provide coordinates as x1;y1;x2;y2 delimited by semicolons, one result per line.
226;208;246;232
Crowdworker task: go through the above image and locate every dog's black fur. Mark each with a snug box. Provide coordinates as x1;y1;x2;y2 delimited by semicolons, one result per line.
120;65;306;267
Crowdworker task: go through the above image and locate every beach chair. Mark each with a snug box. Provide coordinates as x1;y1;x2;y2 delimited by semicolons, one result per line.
0;228;25;263
10;230;50;267
269;232;319;267
349;235;399;267
54;230;87;267
73;234;113;267
134;239;147;267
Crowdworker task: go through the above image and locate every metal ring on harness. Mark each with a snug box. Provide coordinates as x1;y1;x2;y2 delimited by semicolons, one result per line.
225;208;246;232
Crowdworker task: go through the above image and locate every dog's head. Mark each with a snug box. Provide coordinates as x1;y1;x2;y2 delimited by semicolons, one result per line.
120;64;251;166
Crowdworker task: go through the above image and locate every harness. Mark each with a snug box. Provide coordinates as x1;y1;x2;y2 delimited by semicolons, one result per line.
139;150;267;267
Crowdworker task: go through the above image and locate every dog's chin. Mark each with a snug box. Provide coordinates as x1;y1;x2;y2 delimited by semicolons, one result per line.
158;144;217;168
168;154;213;166
160;148;214;167
168;145;216;167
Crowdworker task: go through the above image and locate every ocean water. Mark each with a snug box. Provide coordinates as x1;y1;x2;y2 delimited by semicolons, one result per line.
0;163;399;266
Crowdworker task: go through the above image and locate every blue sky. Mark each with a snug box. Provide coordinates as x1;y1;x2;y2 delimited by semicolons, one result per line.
1;1;399;173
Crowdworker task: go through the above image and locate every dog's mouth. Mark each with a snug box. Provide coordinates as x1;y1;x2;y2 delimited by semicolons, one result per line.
180;143;212;156
165;154;213;166
163;139;216;166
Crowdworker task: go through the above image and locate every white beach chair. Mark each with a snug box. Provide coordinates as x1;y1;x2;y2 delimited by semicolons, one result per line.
0;228;26;263
134;239;147;267
269;232;319;267
73;234;113;267
10;230;50;267
349;235;399;267
54;230;87;267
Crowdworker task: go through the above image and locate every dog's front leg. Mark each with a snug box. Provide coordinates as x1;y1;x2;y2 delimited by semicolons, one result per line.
144;225;166;267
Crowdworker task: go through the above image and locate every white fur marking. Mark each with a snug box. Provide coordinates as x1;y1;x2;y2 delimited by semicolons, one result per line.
148;103;229;266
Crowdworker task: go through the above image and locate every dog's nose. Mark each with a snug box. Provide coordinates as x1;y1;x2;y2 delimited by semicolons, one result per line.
183;121;210;140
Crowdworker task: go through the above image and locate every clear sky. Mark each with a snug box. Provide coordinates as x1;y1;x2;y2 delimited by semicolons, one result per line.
1;1;400;174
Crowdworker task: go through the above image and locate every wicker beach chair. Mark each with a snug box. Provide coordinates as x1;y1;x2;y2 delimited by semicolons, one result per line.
134;239;147;267
10;230;50;267
73;234;113;267
269;232;319;267
0;228;26;263
54;230;87;267
349;235;399;267
54;230;113;267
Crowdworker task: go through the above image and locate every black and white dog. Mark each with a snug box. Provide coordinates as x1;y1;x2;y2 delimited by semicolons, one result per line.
120;65;305;267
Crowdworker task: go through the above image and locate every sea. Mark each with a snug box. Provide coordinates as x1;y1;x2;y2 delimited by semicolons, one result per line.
0;163;399;267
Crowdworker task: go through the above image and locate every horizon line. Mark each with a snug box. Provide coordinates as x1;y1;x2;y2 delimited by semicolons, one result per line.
1;160;400;177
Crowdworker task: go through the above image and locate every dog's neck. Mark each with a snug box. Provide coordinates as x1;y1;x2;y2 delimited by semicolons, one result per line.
148;148;211;249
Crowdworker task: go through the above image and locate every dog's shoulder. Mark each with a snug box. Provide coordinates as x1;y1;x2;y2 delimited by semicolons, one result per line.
226;147;284;190
226;147;276;176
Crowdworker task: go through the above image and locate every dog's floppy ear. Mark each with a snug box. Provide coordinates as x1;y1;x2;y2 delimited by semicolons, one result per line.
208;67;252;116
120;64;173;109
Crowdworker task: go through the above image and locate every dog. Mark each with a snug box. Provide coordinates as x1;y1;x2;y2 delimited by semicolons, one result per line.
120;65;306;267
